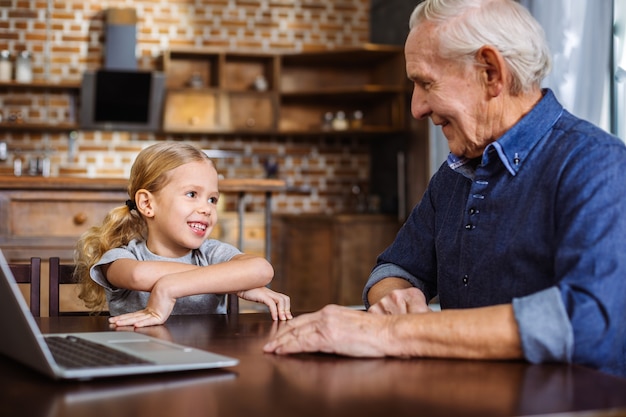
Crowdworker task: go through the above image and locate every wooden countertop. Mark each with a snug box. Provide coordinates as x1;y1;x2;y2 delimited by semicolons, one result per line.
0;176;286;193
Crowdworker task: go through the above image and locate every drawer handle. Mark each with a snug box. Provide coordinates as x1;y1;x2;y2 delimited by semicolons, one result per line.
73;213;87;225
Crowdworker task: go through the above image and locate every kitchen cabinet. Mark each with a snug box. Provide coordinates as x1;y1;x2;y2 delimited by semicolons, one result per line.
270;213;401;311
0;177;127;262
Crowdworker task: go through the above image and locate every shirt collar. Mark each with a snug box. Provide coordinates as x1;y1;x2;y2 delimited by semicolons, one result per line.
448;89;563;177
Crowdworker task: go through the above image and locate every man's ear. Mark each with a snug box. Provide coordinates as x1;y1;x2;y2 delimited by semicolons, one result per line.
476;45;505;97
135;189;155;218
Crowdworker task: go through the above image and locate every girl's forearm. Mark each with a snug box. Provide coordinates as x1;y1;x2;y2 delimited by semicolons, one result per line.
153;256;273;299
107;259;198;291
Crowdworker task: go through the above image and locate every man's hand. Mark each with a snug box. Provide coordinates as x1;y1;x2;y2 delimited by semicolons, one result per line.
263;304;393;356
368;286;431;315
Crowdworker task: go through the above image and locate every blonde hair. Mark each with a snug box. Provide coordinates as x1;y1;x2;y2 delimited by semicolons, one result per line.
75;142;213;311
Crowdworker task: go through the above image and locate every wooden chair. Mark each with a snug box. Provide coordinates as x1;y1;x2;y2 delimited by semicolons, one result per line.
9;257;41;316
227;293;239;315
49;257;238;316
48;257;101;316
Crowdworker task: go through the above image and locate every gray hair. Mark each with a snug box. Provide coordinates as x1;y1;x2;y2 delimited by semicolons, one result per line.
409;0;551;94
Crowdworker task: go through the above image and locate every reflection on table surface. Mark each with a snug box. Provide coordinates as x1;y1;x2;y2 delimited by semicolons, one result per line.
0;313;625;417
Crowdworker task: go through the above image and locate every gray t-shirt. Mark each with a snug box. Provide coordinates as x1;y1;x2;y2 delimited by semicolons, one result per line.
90;239;242;316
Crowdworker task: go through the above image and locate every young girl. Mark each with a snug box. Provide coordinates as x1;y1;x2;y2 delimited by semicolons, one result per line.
75;142;292;328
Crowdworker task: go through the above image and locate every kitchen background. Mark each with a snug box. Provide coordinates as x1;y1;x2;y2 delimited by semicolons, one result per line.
0;0;424;216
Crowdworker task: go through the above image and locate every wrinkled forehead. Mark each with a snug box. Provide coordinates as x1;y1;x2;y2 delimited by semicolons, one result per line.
404;23;442;69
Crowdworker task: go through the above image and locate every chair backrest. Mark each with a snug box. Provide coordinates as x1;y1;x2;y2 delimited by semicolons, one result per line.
227;293;239;315
9;257;41;316
48;257;238;316
48;257;102;317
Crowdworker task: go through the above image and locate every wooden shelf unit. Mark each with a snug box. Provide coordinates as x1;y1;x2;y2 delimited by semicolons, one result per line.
278;45;407;133
159;44;408;136
0;44;410;136
160;49;280;133
0;44;409;136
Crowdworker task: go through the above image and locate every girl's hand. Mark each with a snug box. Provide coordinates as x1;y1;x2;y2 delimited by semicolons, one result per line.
237;287;293;321
108;284;176;328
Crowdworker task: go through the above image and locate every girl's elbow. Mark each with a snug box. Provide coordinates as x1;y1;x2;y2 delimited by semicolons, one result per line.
257;259;274;286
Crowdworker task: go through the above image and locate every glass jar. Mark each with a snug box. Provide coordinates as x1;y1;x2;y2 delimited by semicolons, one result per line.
0;50;12;82
332;111;348;131
15;51;32;83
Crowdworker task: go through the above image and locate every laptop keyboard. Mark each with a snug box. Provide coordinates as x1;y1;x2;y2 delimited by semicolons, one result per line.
45;335;154;369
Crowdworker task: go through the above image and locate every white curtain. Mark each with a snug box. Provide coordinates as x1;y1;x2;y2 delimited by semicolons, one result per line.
520;0;613;132
614;0;626;141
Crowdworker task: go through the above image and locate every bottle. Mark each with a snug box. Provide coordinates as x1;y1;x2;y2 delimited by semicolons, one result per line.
0;50;12;82
351;110;363;129
322;112;334;131
13;157;22;176
15;51;33;83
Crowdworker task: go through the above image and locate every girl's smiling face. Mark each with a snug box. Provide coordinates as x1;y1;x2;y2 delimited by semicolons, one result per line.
142;159;220;258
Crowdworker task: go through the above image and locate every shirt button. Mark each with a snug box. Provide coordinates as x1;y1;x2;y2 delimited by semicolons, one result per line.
465;223;475;230
469;207;479;215
462;275;469;285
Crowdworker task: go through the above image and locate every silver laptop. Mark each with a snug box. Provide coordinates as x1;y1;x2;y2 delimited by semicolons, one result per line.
0;250;238;380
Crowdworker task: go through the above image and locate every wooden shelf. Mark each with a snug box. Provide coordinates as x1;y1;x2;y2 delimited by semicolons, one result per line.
280;85;406;96
0;80;81;90
0;80;80;132
0;122;79;132
1;46;410;137
160;45;408;136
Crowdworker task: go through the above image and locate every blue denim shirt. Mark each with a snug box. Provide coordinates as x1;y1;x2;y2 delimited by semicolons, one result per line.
363;89;626;378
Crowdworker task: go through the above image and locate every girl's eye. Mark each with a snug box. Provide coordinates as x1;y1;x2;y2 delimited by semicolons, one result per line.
186;191;197;198
208;196;219;205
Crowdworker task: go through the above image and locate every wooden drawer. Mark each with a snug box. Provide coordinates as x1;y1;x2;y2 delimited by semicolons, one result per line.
0;190;127;260
5;190;126;237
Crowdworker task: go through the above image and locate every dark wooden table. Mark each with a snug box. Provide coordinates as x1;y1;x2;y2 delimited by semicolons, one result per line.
1;313;626;417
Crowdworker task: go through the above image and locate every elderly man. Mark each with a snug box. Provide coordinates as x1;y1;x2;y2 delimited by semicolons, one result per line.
264;0;626;378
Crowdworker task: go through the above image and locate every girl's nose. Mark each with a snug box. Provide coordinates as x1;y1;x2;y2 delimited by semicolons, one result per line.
198;201;212;215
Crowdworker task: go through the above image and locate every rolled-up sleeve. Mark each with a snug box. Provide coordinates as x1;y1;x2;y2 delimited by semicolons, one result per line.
362;263;432;309
513;287;573;363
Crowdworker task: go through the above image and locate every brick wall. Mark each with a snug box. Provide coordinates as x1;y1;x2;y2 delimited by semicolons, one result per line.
0;0;374;214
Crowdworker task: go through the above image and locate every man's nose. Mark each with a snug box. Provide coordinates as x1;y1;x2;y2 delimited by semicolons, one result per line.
411;88;431;120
